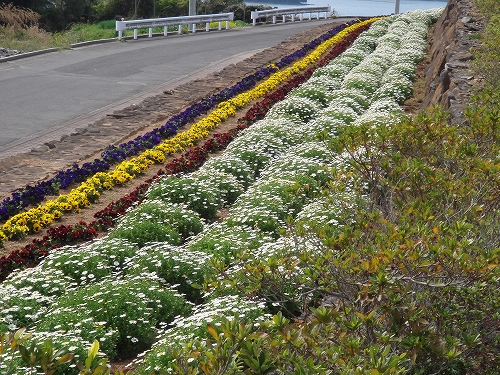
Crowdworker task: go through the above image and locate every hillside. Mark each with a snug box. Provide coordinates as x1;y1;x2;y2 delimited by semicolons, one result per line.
1;1;499;374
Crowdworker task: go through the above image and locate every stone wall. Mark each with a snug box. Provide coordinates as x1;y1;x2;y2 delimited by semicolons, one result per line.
421;0;485;124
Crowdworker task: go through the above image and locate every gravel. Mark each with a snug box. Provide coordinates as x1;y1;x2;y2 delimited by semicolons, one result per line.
0;47;24;58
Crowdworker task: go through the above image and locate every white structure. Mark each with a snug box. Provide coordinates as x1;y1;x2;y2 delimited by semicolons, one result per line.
116;13;234;40
250;6;331;26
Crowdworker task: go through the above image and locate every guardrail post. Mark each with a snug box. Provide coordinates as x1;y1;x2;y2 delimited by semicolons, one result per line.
308;12;312;20
226;20;229;29
273;15;276;23
291;14;295;22
118;30;123;39
192;23;196;33
253;10;257;26
178;25;182;34
218;21;222;30
149;27;153;37
134;29;138;39
164;26;168;36
282;15;285;23
206;22;210;31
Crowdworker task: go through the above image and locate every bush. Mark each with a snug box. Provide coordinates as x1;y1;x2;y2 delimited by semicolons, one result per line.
50;274;191;358
40;238;139;283
113;200;204;241
187;222;274;264
107;220;182;248
146;176;222;220
125;243;214;302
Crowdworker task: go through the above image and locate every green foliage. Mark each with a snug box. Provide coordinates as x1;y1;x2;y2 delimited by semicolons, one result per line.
96;19;115;29
133;297;269;374
200;155;255;188
76;339;110;375
41;238;139;284
187;222;273;264
0;329;86;375
113;200;204;241
266;97;321;123
191;170;245;205
473;0;500;112
35;307;120;359
50;274;190;359
108;221;182;248
125;243;214;302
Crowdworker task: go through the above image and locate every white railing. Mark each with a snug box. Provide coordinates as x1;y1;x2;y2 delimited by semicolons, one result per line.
116;13;234;40
250;6;331;26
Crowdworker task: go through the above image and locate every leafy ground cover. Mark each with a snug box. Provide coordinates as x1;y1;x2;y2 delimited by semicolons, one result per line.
2;2;500;374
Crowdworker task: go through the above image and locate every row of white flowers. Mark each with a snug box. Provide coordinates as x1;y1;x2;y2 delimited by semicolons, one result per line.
0;8;443;375
133;8;443;373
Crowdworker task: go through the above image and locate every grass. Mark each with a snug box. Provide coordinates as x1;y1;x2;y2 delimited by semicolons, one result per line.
0;6;249;53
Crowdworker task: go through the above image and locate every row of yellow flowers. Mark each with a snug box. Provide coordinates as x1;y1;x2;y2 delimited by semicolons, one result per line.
0;18;380;243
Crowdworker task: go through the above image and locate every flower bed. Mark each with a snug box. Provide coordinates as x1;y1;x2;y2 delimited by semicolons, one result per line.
0;20;373;280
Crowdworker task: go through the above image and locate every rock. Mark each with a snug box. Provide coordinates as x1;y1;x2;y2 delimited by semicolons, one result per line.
420;0;486;125
31;144;50;153
0;47;24;58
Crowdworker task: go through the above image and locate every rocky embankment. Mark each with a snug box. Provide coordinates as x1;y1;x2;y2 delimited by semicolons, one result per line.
421;0;485;124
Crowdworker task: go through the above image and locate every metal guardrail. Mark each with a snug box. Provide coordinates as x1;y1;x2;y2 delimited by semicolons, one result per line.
250;6;331;26
116;13;234;40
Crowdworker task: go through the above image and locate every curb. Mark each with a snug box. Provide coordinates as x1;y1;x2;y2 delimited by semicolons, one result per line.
70;38;118;48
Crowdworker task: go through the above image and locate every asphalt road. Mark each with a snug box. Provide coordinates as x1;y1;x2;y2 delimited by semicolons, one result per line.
0;19;340;155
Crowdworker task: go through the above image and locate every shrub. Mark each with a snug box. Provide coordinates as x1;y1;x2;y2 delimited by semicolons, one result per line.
206;237;323;317
125;243;213;302
146;176;222;220
0;283;53;330
0;3;40;29
35;307;120;360
50;274;191;358
198;154;255;188
107;220;182;248
266;96;321;123
132;296;270;375
187;222;274;264
190;169;244;205
40;238;139;283
113;200;204;241
225;133;290;176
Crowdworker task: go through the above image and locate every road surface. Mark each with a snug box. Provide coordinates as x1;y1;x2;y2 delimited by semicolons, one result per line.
0;19;340;156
